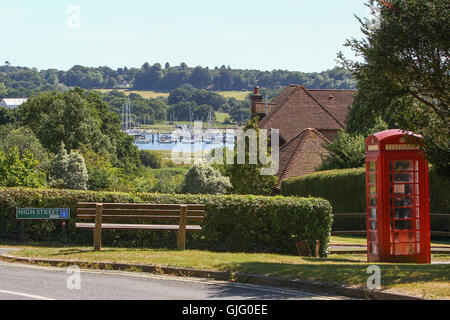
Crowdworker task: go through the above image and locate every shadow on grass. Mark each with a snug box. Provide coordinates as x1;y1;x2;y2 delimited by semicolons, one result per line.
53;248;118;256
0;240;86;248
215;261;450;288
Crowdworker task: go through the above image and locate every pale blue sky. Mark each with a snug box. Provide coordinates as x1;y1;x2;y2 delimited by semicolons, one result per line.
1;0;370;72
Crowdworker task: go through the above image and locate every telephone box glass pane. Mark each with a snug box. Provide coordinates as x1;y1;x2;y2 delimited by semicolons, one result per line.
369;161;376;172
370;185;376;195
395;220;412;230
369;243;378;254
393;196;412;207
370;208;377;218
370;197;376;207
390;232;414;243
369;174;376;184
394;161;414;171
394;208;412;219
391;184;413;195
395;243;414;255
369;221;377;230
394;173;413;182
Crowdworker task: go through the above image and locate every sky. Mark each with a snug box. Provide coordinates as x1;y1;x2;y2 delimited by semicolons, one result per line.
1;0;371;72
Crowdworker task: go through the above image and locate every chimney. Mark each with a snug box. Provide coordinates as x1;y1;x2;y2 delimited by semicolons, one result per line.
250;86;263;119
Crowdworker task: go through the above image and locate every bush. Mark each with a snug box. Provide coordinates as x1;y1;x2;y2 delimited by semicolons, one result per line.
182;164;231;194
0;147;46;188
0;126;51;172
49;143;89;190
318;132;366;171
0;188;332;256
81;148;120;191
139;150;162;169
281;167;450;231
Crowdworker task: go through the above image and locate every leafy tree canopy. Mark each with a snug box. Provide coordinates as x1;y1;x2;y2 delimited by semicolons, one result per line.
0;146;46;188
18;88;140;169
340;0;449;175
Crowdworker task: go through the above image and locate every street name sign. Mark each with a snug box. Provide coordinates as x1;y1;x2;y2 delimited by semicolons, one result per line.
16;208;70;220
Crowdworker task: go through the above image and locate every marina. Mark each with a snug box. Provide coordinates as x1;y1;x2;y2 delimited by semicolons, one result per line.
129;130;235;152
121;99;236;151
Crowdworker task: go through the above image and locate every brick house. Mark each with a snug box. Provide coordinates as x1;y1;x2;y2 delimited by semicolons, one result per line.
250;85;356;187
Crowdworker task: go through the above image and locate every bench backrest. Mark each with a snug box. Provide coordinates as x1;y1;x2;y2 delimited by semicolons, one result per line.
76;202;205;223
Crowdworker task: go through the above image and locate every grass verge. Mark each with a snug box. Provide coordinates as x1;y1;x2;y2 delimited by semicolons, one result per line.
331;235;450;247
1;244;449;299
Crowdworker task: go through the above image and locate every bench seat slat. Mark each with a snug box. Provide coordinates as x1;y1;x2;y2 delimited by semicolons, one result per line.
75;222;202;231
77;214;204;222
77;202;204;210
76;208;204;216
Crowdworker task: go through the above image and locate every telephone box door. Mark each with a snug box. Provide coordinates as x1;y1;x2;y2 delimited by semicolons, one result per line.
383;155;430;263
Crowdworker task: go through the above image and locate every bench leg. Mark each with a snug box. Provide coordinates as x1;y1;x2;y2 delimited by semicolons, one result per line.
94;203;103;251
177;205;187;250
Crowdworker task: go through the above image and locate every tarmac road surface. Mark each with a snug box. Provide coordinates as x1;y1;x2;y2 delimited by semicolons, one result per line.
0;260;348;300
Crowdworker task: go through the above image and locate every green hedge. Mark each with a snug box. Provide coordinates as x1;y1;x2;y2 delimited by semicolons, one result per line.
281;168;450;232
0;188;333;256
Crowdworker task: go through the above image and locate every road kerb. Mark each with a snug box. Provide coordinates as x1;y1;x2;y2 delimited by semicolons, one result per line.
0;253;424;300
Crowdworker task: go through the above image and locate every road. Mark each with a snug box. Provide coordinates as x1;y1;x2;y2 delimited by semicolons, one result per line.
0;259;347;300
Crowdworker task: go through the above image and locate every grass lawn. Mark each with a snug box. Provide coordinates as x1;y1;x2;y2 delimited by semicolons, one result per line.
2;244;449;299
96;89;170;99
215;90;250;100
96;89;250;101
215;112;230;123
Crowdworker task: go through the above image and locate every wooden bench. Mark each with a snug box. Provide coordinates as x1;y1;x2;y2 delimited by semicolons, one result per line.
75;202;205;251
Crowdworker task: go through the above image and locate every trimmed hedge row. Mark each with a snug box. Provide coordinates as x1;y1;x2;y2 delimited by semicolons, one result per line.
0;188;333;256
281;168;450;232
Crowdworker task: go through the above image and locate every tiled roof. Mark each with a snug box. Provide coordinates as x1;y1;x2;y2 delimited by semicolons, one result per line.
276;128;330;188
259;85;354;143
309;89;356;125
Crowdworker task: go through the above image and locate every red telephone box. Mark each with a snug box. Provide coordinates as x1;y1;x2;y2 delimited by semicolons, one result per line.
365;129;431;264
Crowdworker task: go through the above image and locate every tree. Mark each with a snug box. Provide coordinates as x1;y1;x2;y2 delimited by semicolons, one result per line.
191;90;226;111
65;152;89;190
19;88;140;170
0;147;46;188
339;0;450;175
182;164;231;194
319;118;388;170
224;118;278;195
318;132;366;171
50;143;89;190
0;126;51;171
228;99;250;124
80;147;120;191
168;87;193;105
139;150;162;169
0;82;7;98
190;66;212;89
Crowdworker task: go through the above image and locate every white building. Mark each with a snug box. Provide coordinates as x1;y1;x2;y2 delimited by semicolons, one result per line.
0;98;28;110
